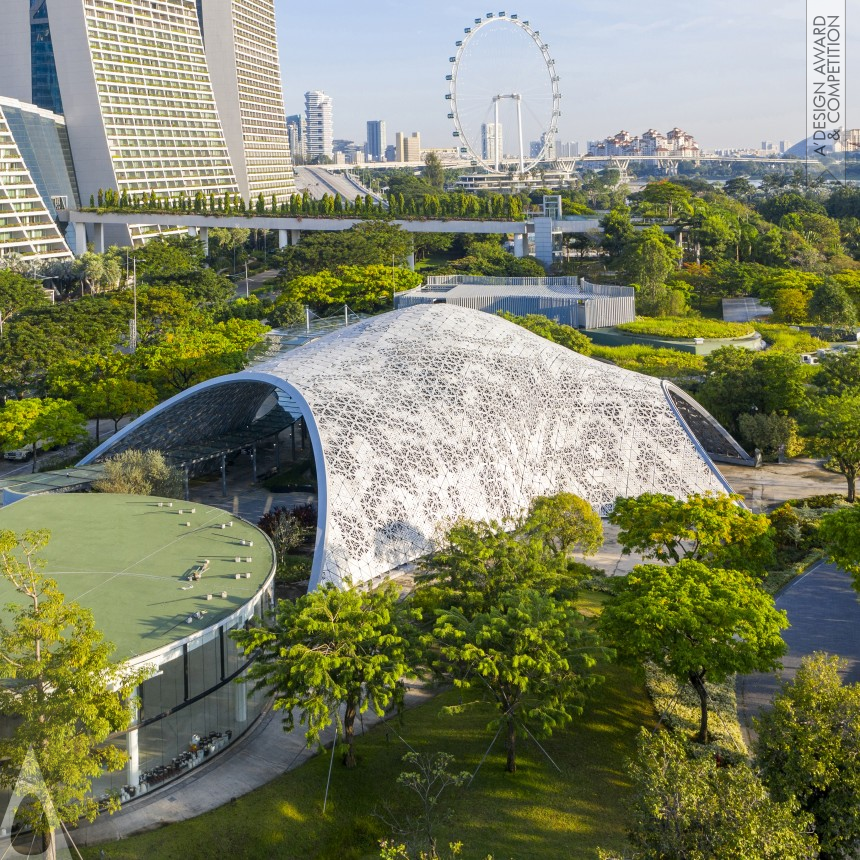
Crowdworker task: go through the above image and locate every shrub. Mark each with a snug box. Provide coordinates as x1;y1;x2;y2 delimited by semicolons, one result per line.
589;344;705;378
615;317;755;339
93;449;183;497
757;323;828;353
737;412;803;457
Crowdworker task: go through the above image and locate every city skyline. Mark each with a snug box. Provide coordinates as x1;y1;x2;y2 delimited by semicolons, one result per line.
276;1;857;152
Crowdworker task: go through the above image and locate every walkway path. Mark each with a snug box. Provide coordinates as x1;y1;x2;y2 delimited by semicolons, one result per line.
736;561;860;744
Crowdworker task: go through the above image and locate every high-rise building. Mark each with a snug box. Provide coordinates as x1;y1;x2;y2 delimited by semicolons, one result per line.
304;91;333;161
197;0;295;203
395;132;421;163
0;0;241;247
366;120;386;161
0;96;74;263
481;123;503;165
286;114;305;163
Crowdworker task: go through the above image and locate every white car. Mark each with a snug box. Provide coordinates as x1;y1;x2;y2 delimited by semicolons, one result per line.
3;439;53;461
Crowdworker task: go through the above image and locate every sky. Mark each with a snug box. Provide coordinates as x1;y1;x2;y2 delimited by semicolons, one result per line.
276;1;857;152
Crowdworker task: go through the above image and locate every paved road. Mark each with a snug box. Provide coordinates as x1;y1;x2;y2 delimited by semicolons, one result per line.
737;561;860;743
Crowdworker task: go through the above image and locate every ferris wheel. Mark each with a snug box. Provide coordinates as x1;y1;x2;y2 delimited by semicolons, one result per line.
446;12;561;174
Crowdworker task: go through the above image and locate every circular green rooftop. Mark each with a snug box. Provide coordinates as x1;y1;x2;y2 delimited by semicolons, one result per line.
0;494;276;662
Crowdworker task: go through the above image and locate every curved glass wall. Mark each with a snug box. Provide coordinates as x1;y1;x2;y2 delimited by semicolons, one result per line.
90;579;274;804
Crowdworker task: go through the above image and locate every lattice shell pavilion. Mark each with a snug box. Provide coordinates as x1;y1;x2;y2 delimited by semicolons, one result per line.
82;304;746;589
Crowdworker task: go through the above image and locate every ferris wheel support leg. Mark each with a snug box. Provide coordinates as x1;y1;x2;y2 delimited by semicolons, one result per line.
516;96;525;174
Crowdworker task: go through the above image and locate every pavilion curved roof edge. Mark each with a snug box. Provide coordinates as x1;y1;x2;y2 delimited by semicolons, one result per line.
82;304;740;589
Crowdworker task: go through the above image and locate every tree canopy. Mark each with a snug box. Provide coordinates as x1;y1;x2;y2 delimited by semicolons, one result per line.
232;583;421;768
599;559;787;742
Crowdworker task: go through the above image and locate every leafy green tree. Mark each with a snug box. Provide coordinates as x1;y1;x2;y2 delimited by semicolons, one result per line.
819;505;860;584
771;288;811;324
808;279;858;335
0;530;145;859
0;270;49;334
723;176;755;201
133;235;204;281
433;587;601;772
814;348;860;396
0;398;86;472
73;251;122;294
696;348;809;433
800;393;860;502
756;652;860;859
619;226;683;315
93;449;183;497
89;378;158;434
737;412;802;458
601;728;817;860
599;207;634;261
232;583;420;768
635;181;693;219
521;492;603;557
417;494;602;619
599;559;787;742
423;153;446;190
608;491;775;573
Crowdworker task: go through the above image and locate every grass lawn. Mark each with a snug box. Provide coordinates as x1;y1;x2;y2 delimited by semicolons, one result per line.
82;595;653;859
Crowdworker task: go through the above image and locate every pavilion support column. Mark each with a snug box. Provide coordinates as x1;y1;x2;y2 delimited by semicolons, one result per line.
72;221;87;257
220;453;227;497
93;222;105;253
278;229;288;249
183;466;190;501
514;232;527;258
300;417;306;450
275;439;281;471
251;446;257;483
236;679;247;724
126;691;140;790
198;226;209;257
290;230;301;246
291;424;296;460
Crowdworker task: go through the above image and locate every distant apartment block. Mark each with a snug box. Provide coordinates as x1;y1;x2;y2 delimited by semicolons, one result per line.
395;132;421;163
305;91;333;161
286;114;305;162
587;127;699;157
198;0;295;202
366;120;386;161
0;96;74;263
481;123;503;165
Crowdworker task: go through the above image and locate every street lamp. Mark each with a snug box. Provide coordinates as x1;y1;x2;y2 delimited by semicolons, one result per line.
245;261;249;298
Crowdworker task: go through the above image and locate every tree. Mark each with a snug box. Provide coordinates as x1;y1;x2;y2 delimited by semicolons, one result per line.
93;449;183;497
813;348;860;396
231;583;420;768
756;652;860;859
0;398;86;472
599;559;787;742
771;288;811;324
800;393;860;502
603;728;817;860
619;226;683;315
818;504;860;584
433;587;601;773
89;378;158;435
521;492;603;557
378;752;471;860
737;412;802;457
0;270;49;335
608;491;775;573
423;153;445;190
635;181;693;219
808;279;857;335
599;207;635;261
0;530;144;859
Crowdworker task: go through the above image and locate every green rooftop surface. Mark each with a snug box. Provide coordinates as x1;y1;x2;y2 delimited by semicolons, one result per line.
0;494;275;662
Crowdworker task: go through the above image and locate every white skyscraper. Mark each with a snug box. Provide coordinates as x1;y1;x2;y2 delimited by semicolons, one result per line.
198;0;295;203
304;91;333;161
481;123;503;165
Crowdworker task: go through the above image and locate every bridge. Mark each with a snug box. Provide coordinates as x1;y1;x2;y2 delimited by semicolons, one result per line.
60;209;611;268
